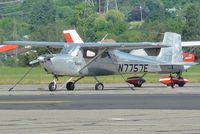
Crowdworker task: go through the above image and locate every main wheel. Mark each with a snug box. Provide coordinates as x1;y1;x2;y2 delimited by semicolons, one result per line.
66;82;75;91
178;83;185;87
170;83;175;88
49;82;57;91
134;84;142;87
95;83;104;90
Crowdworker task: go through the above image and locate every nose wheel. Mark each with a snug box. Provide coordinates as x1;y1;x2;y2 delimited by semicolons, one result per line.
49;80;57;91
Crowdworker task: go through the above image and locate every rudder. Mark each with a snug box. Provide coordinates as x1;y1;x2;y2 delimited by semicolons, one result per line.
63;29;84;43
157;32;183;64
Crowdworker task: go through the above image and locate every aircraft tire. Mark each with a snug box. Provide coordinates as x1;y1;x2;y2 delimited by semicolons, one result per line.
178;83;185;87
134;84;142;87
49;82;57;91
171;83;175;88
66;82;75;91
95;83;104;90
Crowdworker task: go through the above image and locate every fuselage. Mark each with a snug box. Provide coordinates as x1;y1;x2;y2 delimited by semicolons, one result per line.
39;45;186;77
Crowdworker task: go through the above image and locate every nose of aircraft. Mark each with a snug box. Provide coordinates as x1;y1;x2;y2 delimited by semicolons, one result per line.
29;55;54;65
37;56;45;62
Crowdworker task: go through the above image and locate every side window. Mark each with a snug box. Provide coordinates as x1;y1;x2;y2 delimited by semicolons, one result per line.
101;52;109;58
83;49;98;58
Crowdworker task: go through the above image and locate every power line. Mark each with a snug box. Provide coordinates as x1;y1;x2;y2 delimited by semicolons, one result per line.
0;0;23;5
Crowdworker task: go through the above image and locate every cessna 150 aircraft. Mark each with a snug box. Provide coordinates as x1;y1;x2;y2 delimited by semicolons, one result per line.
62;30;199;88
3;31;198;91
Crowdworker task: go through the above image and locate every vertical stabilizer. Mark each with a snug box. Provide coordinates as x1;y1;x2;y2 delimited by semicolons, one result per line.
157;32;183;63
63;30;84;43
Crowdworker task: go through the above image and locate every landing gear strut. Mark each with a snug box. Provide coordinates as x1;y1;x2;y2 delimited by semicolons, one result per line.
170;73;174;88
94;76;104;90
175;72;187;87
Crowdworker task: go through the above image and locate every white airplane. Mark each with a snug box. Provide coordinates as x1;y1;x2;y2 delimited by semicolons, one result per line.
63;30;200;88
3;30;198;91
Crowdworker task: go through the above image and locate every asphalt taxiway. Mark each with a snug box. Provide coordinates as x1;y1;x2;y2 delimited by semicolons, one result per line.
0;83;200;134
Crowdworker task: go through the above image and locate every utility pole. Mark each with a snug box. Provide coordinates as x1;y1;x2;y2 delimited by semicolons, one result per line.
106;0;109;13
12;17;17;40
106;0;118;13
98;0;102;14
140;5;143;22
114;0;118;10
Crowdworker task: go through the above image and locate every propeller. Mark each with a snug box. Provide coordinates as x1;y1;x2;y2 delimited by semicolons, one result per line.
29;55;54;65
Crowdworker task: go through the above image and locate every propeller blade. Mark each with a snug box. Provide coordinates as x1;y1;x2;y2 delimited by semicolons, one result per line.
29;59;39;65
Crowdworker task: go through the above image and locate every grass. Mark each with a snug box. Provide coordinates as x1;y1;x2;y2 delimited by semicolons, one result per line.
0;65;200;84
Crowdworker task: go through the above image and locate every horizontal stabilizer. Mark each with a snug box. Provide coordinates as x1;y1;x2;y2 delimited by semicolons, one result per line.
182;41;200;47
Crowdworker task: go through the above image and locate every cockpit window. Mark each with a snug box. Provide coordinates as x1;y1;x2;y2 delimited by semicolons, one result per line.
83;48;98;58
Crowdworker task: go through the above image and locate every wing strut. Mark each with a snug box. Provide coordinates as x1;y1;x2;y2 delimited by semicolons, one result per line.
107;52;135;91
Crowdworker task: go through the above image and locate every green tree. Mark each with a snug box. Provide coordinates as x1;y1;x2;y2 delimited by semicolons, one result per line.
18;51;38;67
93;16;109;40
30;21;68;55
145;0;165;22
74;3;96;41
105;10;128;35
0;18;28;40
182;5;200;40
29;0;56;32
182;4;200;58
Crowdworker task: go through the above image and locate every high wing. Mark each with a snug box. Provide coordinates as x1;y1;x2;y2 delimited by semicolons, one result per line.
3;41;67;48
181;41;200;47
3;41;169;50
75;42;168;50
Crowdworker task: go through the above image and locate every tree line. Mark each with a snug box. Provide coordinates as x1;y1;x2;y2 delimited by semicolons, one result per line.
0;0;200;66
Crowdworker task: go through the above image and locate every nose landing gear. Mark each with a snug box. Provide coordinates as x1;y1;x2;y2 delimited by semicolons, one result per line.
49;79;57;91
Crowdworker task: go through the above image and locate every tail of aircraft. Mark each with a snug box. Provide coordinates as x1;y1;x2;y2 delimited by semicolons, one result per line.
157;32;183;64
63;30;84;43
